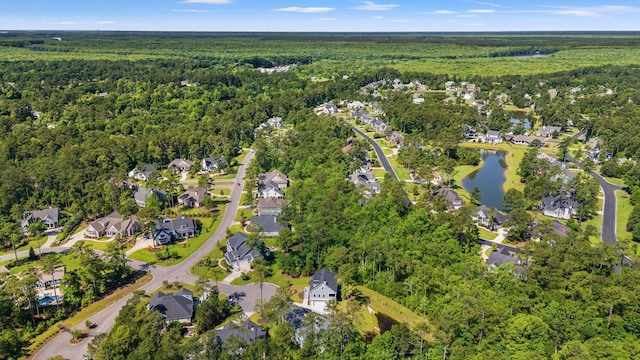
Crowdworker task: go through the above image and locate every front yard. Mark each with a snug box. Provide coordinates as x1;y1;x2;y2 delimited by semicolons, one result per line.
128;209;225;266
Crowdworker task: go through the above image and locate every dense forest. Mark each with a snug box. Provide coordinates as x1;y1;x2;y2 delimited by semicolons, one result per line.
1;32;640;359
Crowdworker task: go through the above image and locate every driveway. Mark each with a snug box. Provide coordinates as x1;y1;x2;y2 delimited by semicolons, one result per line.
32;150;280;360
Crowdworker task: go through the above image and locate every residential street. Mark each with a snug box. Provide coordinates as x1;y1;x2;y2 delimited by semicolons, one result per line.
349;124;399;181
32;149;278;360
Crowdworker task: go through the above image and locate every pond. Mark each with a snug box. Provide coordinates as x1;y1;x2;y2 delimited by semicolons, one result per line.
463;150;507;210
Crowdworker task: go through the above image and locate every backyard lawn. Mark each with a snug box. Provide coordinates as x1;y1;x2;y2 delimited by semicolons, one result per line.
0;236;48;257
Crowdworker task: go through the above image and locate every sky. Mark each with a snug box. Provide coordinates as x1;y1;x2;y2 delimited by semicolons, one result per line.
1;0;640;32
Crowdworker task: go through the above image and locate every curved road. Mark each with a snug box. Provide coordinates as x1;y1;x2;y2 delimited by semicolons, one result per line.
349;124;399;180
32;150;278;360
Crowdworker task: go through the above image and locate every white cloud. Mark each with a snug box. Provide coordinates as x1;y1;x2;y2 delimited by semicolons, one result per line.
181;0;231;3
467;23;485;26
463;0;502;8
391;19;409;23
171;9;209;13
433;10;456;15
97;20;115;24
318;17;336;21
457;14;477;18
276;7;335;13
354;1;398;11
468;9;495;13
374;16;384;19
59;21;77;25
552;10;601;18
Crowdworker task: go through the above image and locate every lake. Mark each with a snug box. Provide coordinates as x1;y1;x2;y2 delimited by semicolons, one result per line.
463;150;507;210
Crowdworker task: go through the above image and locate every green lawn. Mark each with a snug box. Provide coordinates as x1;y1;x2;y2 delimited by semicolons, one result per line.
0;236;48;257
616;190;633;241
232;149;251;166
229;224;247;234
78;239;117;252
581;197;604;244
235;208;255;222
128;212;223;266
149;282;203;298
373;168;386;178
387;156;411;181
383;149;394;156
478;227;499;240
452;163;482;199
604;177;626;187
7;252;82;275
355;286;434;339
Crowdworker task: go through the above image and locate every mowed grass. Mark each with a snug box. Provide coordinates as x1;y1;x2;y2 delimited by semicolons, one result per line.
355;286;434;340
604;177;626;187
478;227;499;240
8;252;82;275
387;156;412;181
235;208;255;222
616;190;633;241
0;236;48;256
582;196;604;244
229;261;310;302
128;211;224;266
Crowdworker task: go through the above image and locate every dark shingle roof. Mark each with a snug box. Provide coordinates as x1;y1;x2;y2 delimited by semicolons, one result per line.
149;289;194;321
251;215;287;234
311;268;338;293
215;320;267;344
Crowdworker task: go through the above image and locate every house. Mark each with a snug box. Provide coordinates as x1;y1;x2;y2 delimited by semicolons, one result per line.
178;187;209;208
349;167;381;196
284;308;330;347
541;195;578;220
257;198;284;216
534;125;562;138
387;131;405;146
215;320;267;345
153;216;198;245
86;211;139;239
347;101;365;111
133;186;166;207
532;219;571;239
224;232;263;268
507;135;547;147
250;215;287;237
258;170;289;189
303;268;338;310
266;117;284;129
551;171;577;184
482;130;503;144
315;103;338;115
36;266;65;306
167;158;193;173
486;247;528;276
149;288;194;324
370;119;388;134
472;205;510;230
432;188;466;210
586;138;603;150
257;182;285;199
105;215;140;238
202;157;226;173
128;163;156;181
21;208;60;234
413;97;425;104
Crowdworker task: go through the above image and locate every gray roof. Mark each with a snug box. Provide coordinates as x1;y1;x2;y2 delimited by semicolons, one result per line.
479;205;510;224
486;130;502;139
251;215;287;234
178;187;208;205
23;208;60;229
155;216;197;236
311;268;338;293
257;198;284;210
432;188;465;207
149;289;194;321
215;320;267;344
133;186;166;204
541;195;578;211
487;248;527;275
225;232;263;264
202;156;226;170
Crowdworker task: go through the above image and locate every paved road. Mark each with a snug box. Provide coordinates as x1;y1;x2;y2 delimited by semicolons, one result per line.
33;150;278;360
564;152;622;245
349;124;399;180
